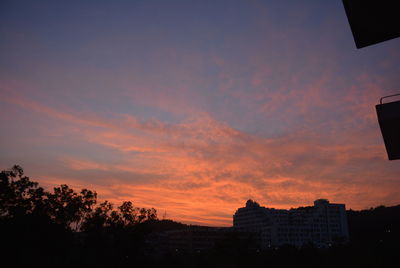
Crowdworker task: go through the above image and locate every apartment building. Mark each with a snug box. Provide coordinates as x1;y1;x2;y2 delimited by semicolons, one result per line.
233;199;349;248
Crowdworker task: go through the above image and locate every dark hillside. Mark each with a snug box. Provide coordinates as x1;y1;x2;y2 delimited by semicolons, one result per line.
347;205;400;245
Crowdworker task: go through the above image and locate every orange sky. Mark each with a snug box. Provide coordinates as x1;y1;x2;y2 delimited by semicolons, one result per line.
1;1;400;226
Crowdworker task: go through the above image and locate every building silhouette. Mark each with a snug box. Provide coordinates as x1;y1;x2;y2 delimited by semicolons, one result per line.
233;199;349;248
146;226;258;254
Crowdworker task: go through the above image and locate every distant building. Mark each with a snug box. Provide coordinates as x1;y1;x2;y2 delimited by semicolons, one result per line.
233;199;349;248
146;226;259;254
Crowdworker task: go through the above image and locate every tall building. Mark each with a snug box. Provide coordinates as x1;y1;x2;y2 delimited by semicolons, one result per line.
233;199;349;248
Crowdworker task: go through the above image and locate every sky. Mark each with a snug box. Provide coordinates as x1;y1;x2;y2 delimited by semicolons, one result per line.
1;0;400;226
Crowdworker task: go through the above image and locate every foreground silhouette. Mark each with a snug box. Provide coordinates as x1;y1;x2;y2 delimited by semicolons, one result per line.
1;165;398;267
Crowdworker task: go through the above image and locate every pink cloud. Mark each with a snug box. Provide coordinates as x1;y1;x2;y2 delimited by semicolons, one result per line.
2;84;399;226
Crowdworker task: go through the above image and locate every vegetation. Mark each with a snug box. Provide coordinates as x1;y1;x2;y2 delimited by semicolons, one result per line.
0;165;157;230
0;165;162;267
1;165;399;267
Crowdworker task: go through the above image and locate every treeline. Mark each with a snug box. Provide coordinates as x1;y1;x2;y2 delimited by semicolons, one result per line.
347;204;400;246
1;165;399;268
0;165;180;267
1;165;157;231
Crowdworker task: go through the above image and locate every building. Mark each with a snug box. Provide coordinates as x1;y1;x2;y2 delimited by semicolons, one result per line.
233;199;349;248
146;226;259;254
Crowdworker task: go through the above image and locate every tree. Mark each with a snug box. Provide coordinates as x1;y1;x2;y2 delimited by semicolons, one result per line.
0;165;45;218
119;201;138;226
46;184;97;231
147;208;157;221
1;165;158;231
82;200;113;231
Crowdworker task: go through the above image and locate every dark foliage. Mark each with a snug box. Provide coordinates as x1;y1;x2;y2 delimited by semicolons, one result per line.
1;165;398;268
0;165;158;267
347;205;400;246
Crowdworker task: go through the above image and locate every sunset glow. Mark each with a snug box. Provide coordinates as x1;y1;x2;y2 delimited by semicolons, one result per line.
1;0;399;226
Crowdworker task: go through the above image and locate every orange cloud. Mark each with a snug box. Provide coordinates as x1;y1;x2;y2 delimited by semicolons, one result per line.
2;85;400;226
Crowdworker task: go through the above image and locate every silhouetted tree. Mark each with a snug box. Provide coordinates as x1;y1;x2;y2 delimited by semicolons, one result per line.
45;184;97;231
6;164;398;267
119;201;137;225
81;200;113;231
147;208;157;221
1;165;161;267
0;165;46;218
1;165;158;231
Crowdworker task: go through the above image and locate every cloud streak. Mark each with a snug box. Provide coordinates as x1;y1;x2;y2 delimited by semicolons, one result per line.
2;87;399;226
1;0;400;226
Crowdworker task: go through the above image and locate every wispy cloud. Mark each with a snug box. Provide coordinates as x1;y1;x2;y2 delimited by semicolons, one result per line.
2;88;399;226
1;0;400;226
